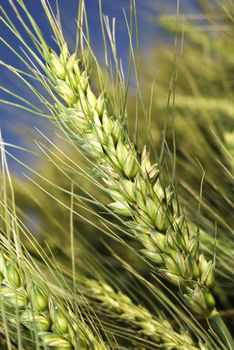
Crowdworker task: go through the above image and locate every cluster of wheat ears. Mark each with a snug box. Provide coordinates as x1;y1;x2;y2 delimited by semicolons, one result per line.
0;0;233;349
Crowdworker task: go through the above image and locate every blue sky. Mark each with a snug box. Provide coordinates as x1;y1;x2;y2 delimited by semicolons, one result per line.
0;0;200;173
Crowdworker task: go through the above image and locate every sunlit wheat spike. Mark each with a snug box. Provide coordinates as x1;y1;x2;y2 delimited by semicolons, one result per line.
42;37;217;319
41;24;233;350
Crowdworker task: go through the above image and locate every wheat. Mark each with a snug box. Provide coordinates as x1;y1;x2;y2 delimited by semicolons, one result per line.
43;42;217;319
0;250;108;350
0;0;233;348
84;279;208;350
0;0;215;317
42;38;234;349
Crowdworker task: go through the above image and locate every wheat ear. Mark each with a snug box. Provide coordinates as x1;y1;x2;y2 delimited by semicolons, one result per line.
84;279;208;350
41;43;234;349
0;249;108;350
44;43;216;317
